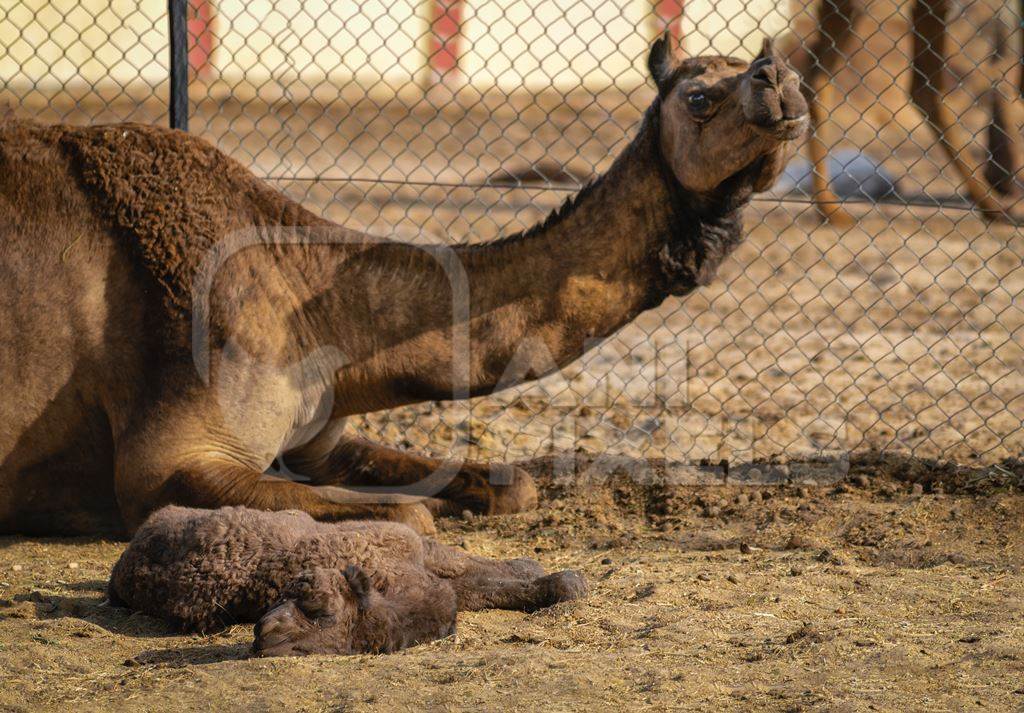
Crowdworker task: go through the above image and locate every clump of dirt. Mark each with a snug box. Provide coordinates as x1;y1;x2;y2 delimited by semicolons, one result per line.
1;452;1022;711
847;450;1024;495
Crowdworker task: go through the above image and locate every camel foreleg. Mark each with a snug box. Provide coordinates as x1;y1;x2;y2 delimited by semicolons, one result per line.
281;434;538;517
797;0;865;227
114;430;437;535
910;0;1024;220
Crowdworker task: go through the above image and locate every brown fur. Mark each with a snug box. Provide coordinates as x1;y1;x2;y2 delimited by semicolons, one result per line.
109;505;586;656
0;118;323;314
61;122;325;313
0;41;805;536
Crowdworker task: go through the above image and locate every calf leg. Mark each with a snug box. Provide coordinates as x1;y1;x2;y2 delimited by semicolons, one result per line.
451;569;588;612
421;538;587;612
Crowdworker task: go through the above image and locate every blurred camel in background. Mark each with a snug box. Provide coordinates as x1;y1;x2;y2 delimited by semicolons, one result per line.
785;0;1023;225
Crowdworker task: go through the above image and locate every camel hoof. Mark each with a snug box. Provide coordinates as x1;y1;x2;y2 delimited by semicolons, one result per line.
487;465;538;515
532;570;588;610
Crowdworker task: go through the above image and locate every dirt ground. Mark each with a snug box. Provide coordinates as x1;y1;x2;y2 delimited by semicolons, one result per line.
1;453;1022;712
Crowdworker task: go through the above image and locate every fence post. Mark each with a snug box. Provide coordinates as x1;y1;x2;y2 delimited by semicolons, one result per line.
168;0;189;131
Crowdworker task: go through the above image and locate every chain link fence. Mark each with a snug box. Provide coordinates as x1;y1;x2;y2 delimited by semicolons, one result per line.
1;0;1022;466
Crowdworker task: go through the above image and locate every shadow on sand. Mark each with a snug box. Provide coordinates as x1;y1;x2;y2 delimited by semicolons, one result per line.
125;642;252;667
6;580;172;637
2;581;254;666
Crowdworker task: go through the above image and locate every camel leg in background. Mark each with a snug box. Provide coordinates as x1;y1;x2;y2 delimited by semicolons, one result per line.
983;8;1024;197
910;0;1023;220
282;434;538;517
797;0;864;227
984;91;1022;197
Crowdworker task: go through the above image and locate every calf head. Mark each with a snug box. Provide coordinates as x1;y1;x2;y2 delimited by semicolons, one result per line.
252;565;457;657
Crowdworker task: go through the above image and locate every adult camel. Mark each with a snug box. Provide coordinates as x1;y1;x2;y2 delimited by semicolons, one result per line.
0;37;808;536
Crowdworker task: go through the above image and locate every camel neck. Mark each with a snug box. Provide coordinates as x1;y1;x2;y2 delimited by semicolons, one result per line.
454;104;751;309
325;106;750;414
456;111;671;309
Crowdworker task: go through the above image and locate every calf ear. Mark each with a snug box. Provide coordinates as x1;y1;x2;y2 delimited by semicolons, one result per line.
648;32;676;96
343;565;375;610
287;568;348;618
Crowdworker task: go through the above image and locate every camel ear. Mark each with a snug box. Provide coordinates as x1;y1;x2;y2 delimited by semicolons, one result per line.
648;32;676;96
754;36;775;64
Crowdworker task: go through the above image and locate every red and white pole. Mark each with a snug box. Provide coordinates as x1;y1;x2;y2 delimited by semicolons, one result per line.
651;0;684;46
426;0;465;82
188;0;214;77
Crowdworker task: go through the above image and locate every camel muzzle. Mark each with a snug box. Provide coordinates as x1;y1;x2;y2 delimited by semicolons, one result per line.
743;55;809;141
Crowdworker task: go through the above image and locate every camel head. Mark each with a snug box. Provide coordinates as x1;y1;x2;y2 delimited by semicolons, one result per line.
649;36;809;195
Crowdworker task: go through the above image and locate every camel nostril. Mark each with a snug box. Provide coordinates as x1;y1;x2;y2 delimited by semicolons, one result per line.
751;63;776;86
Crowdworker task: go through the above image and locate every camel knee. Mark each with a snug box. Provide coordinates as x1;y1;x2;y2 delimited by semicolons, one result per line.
445;463;538;515
114;460;246;533
377;502;436;536
486;464;538;514
112;464;173;533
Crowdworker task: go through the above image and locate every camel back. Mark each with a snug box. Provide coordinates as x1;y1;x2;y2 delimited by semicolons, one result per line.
20;119;321;314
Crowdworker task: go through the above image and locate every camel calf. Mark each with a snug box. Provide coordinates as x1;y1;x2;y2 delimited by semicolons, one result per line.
108;506;586;656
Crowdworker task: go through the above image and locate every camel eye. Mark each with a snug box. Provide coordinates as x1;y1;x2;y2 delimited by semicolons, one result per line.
687;92;710;113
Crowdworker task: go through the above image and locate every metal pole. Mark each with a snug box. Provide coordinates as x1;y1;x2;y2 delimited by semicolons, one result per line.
168;0;189;131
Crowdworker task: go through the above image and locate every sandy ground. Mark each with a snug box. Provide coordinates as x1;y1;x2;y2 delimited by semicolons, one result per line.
1;453;1022;712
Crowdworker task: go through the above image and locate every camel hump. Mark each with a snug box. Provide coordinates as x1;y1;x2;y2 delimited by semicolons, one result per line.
50;120;316;313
